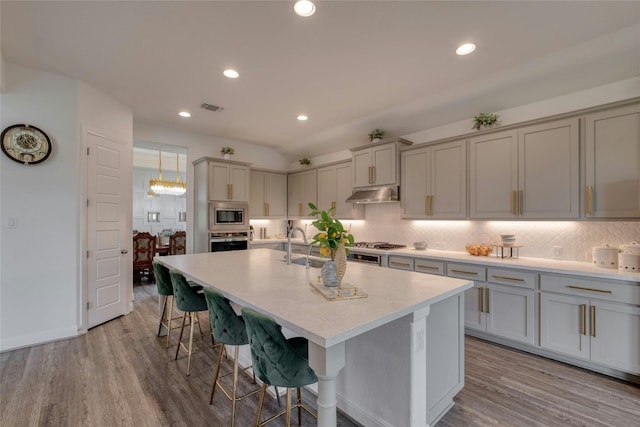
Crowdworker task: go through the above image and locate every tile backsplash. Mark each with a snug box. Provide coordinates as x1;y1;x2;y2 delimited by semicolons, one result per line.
297;203;640;262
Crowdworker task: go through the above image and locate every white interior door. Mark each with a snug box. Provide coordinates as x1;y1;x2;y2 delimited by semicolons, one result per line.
86;129;131;328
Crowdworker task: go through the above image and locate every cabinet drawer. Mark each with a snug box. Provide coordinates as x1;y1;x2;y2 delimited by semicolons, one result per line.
540;274;640;305
388;256;414;271
487;268;536;289
414;259;445;276
447;263;486;281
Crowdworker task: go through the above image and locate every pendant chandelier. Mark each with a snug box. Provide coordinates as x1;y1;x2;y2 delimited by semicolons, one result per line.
149;151;186;196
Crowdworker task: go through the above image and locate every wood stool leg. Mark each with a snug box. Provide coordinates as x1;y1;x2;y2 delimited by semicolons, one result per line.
157;296;168;337
285;388;292;427
254;383;268;427
297;387;302;426
186;312;196;376
166;296;174;347
209;343;225;404
231;345;240;427
175;312;187;360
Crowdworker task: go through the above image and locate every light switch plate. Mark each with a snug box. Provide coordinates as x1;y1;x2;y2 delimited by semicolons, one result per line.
7;217;18;229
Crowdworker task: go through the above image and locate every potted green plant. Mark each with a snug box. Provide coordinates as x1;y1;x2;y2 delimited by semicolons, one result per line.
368;129;385;142
299;157;311;167
221;146;235;159
472;113;499;130
308;203;355;288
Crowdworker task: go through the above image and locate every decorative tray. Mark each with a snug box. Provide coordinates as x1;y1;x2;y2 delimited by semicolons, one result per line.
309;280;367;301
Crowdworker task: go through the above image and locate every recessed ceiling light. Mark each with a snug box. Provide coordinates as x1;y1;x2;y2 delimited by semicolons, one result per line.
294;0;316;17
223;69;240;79
297;115;308;121
178;111;191;118
456;43;476;56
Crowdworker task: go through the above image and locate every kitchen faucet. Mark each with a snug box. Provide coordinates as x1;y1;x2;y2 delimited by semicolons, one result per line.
287;226;308;265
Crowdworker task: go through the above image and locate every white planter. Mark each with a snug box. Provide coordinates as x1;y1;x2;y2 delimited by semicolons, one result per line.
223;153;230;160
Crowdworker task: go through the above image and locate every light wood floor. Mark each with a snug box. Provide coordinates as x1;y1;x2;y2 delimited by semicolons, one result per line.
1;284;638;426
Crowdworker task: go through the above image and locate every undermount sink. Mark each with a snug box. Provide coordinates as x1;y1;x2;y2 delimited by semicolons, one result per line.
289;257;326;268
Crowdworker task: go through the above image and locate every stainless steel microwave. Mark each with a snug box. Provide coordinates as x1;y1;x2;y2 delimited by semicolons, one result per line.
209;201;249;232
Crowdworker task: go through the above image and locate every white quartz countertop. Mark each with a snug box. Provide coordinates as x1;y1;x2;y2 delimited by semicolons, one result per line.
389;247;640;282
156;249;472;348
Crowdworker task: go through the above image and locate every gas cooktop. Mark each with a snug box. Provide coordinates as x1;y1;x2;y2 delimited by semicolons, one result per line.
353;242;407;250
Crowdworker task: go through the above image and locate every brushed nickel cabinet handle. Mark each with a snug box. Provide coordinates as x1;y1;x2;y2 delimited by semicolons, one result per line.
479;287;484;313
416;264;438;270
492;275;525;282
371;166;376;184
451;269;478;276
511;191;516;215
567;285;612;294
390;261;411;267
368;166;373;184
590;305;596;337
579;304;586;335
518;190;523;215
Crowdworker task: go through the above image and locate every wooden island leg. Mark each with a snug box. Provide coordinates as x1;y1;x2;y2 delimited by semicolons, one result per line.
308;341;346;427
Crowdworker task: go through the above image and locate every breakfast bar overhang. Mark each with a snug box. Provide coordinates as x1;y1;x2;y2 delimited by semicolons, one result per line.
156;249;472;427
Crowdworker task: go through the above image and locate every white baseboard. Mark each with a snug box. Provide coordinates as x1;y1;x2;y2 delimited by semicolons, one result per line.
0;326;79;353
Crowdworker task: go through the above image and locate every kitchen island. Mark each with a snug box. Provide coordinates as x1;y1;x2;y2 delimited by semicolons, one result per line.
156;249;472;427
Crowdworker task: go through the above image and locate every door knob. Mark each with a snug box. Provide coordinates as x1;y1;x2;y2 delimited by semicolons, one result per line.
121;249;128;254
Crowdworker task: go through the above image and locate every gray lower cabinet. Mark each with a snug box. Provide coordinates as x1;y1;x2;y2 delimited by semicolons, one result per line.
449;264;536;346
540;274;640;374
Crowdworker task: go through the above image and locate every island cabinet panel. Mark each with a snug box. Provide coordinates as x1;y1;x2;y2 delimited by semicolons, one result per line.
334;294;464;427
287;169;317;219
250;170;287;219
316;162;363;219
585;103;640;218
540;274;640;374
401;139;466;219
469;118;579;219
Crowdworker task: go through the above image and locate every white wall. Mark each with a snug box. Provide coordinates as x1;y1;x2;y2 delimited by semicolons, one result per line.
0;63;133;351
1;62;80;350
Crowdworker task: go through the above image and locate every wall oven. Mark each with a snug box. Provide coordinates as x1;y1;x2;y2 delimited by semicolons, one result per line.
210;232;249;252
209;201;248;232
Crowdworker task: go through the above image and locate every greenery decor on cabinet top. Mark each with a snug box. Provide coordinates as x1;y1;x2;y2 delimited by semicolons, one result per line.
472;113;499;130
368;129;385;142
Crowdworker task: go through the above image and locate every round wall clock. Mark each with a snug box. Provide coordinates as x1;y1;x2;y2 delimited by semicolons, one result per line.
1;124;52;165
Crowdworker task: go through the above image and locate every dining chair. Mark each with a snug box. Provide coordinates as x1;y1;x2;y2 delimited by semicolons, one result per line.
170;269;211;376
204;288;262;427
133;232;156;282
241;307;317;427
169;230;187;255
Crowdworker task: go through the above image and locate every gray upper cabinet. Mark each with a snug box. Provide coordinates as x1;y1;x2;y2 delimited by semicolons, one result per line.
351;138;412;189
250;170;287;219
287;169;317;219
401;139;467;219
585;103;640;218
208;160;250;202
470;118;579;219
317;162;364;219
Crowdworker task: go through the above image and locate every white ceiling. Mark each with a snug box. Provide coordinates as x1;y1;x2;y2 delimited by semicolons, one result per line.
2;1;639;161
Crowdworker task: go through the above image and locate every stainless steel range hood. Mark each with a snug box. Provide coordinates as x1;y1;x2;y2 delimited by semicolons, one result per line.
345;186;399;204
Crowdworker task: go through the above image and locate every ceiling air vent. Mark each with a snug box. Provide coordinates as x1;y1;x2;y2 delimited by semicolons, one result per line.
200;103;224;112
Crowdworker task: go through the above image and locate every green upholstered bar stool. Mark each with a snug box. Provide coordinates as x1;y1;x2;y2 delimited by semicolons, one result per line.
204;288;263;427
241;307;318;427
152;261;183;347
170;270;210;376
